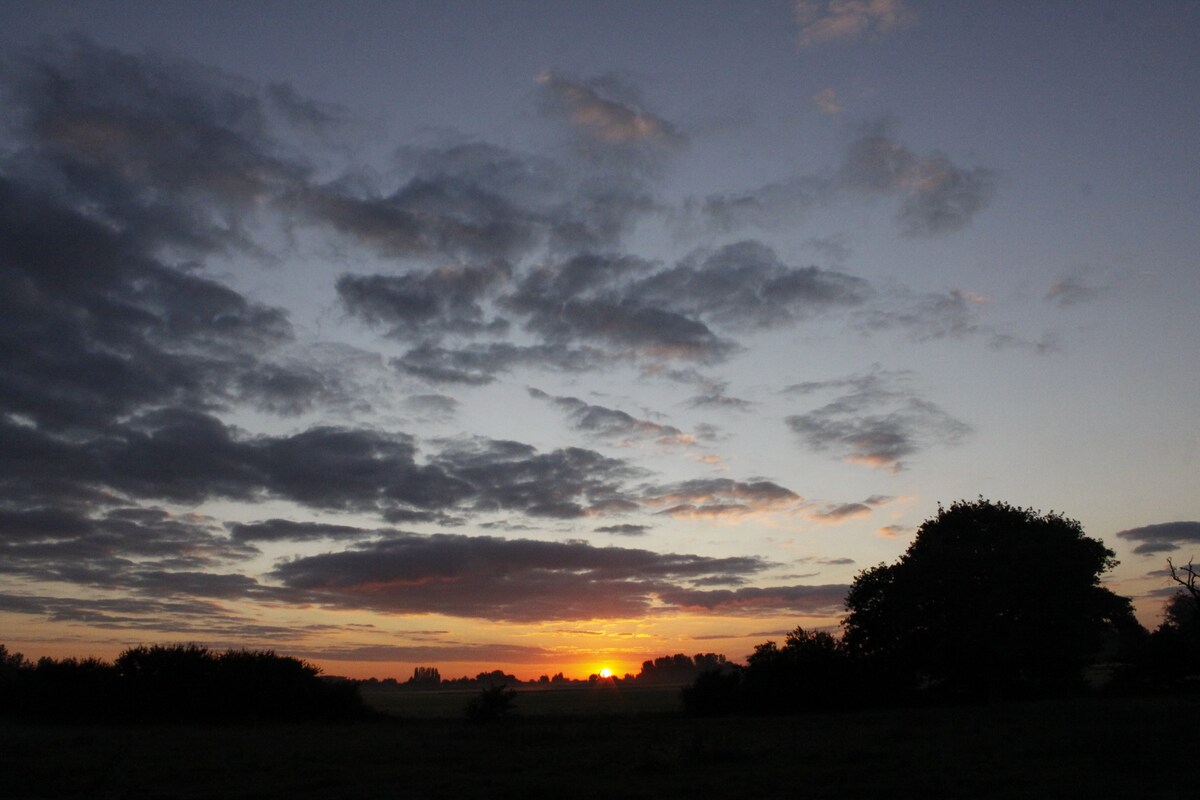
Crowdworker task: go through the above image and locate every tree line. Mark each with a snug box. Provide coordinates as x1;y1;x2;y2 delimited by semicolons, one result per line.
683;499;1200;715
364;652;732;692
0;643;369;723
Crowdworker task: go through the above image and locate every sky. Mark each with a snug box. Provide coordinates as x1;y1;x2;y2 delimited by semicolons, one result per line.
1;0;1198;681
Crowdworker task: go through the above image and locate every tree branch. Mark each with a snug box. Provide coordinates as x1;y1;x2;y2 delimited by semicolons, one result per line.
1166;557;1199;604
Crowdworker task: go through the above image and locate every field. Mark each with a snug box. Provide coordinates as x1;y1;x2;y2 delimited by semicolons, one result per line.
358;683;683;718
4;691;1196;799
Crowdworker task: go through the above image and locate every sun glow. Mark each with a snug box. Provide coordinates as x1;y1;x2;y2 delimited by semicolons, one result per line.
598;667;613;679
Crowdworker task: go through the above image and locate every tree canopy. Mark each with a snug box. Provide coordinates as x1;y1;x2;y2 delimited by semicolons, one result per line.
842;498;1138;697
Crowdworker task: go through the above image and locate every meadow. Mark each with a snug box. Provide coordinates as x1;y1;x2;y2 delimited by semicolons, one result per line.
4;689;1195;799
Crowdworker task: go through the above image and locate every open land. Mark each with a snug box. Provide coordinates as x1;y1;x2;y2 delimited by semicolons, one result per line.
4;691;1196;799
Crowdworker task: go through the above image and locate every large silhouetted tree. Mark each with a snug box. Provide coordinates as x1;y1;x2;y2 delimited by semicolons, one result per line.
843;499;1138;698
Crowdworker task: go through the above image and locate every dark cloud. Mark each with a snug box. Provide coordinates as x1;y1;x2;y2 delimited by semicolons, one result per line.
271;532;772;622
785;369;969;472
430;437;644;519
657;584;848;615
1115;521;1200;555
528;388;692;446
0;177;310;433
630;241;870;329
503;243;863;364
643;478;801;519
3;38;309;250
0;408;649;525
0;505;256;587
594;524;651;536
337;264;511;340
227;519;380;543
393;341;614;385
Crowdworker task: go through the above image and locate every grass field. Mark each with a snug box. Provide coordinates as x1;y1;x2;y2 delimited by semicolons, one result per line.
358;683;683;718
4;693;1196;799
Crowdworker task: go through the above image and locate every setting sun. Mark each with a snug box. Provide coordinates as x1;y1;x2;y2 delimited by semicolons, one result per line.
598;668;613;679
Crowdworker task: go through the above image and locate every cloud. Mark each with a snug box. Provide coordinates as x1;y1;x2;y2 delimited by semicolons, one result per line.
393;342;615;385
785;369;969;472
404;393;459;421
293;642;561;665
270;532;774;622
337;263;511;340
528;388;693;447
0;409;649;524
502;242;867;368
505;255;739;362
812;87;843;114
837;131;996;236
1115;521;1200;555
643;478;802;519
1045;275;1107;307
657;584;848;615
630;241;870;329
0;506;257;588
537;72;686;148
794;0;916;47
227;519;381;543
696;129;994;236
818;503;871;520
594;524;651;536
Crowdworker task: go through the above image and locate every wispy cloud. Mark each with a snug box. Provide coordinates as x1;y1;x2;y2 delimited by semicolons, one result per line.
794;0;916;47
537;72;686;148
812;87;844;114
785;369;969;472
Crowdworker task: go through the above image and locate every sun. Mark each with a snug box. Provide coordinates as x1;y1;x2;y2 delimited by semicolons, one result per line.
598;667;613;679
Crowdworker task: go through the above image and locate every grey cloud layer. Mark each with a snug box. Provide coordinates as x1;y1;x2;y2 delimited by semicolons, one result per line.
271;532;784;622
0;39;986;635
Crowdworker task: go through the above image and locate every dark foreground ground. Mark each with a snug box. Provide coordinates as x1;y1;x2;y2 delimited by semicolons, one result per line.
4;692;1196;799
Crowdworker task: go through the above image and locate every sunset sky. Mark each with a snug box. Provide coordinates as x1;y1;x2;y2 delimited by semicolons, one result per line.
1;0;1198;680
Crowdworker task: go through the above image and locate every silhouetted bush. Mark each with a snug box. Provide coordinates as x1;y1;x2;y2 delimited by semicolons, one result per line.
464;683;517;721
681;666;743;716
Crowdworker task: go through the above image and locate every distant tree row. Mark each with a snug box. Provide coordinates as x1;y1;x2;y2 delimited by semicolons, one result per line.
365;653;732;692
0;644;369;723
684;499;1199;715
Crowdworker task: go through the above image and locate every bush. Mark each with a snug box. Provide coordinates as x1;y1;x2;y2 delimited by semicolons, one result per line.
464;684;516;721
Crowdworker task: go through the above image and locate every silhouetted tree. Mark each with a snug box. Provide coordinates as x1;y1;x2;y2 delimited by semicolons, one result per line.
843;499;1139;699
1167;557;1199;610
1143;590;1200;685
637;653;729;685
0;644;30;678
409;666;441;686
